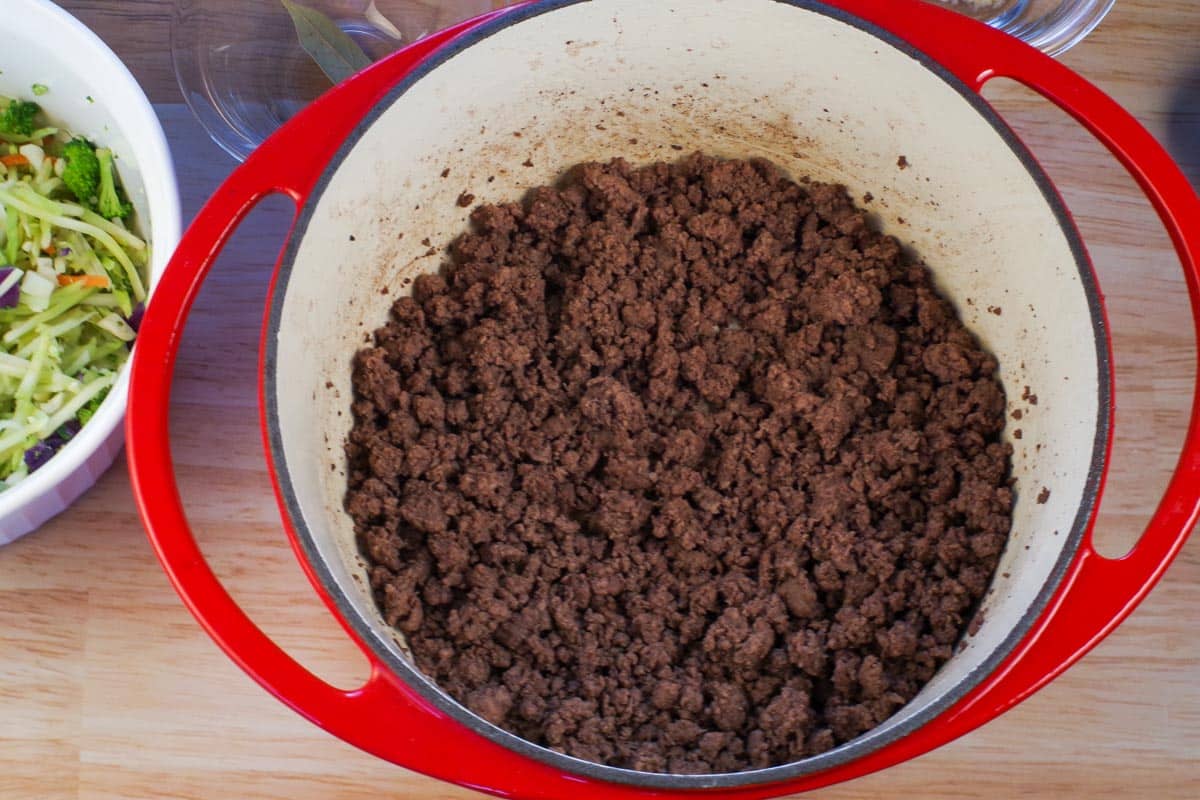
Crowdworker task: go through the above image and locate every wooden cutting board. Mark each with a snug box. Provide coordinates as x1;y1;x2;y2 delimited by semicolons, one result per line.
1;2;1197;798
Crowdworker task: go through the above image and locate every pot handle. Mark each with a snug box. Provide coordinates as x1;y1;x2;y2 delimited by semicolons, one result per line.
126;9;621;800
828;0;1200;771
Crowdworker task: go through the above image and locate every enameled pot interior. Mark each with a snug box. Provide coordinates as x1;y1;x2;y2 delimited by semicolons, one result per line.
266;0;1107;788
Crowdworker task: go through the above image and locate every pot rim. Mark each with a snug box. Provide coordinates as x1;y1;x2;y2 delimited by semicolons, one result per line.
263;0;1112;789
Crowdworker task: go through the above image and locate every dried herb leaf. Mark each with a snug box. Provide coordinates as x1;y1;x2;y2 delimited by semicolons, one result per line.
280;0;372;85
365;0;404;40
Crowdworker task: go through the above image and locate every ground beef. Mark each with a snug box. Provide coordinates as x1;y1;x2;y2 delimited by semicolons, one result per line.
344;154;1012;774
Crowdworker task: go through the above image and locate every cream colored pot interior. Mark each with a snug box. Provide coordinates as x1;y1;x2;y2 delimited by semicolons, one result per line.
268;0;1104;782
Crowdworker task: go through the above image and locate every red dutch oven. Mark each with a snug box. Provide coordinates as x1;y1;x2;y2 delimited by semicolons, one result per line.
128;0;1200;797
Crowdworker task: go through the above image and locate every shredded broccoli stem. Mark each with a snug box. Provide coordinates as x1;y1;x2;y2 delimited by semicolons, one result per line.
45;371;116;433
3;205;18;264
78;208;146;252
0;353;31;379
15;334;51;403
79;294;123;308
0;184;146;301
42;308;98;339
2;283;96;344
0;126;58;145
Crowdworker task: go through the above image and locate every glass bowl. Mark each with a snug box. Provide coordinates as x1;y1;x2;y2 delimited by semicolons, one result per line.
925;0;1116;56
171;1;508;162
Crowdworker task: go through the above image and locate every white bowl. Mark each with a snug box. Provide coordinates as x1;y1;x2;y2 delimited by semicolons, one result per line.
0;0;181;544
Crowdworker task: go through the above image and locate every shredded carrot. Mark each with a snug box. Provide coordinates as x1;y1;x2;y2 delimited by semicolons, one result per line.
57;274;110;288
0;154;29;167
43;245;56;256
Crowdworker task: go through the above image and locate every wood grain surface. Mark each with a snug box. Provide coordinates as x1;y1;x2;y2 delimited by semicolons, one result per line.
2;1;1198;798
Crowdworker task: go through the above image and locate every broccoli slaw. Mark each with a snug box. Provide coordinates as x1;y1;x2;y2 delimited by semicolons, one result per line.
0;94;147;490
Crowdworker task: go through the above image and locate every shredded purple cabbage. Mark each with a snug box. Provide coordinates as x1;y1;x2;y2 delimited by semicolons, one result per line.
21;420;83;474
23;440;59;472
127;301;145;332
0;266;20;308
55;420;82;442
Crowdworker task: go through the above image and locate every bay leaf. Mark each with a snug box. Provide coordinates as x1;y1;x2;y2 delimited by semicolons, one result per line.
280;0;373;85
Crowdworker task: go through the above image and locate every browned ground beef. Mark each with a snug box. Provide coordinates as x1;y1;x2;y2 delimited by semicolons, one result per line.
345;154;1012;773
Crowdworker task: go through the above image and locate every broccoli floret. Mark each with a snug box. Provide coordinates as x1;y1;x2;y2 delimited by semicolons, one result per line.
96;148;132;219
76;388;109;427
59;141;131;219
61;138;100;207
0;99;40;136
